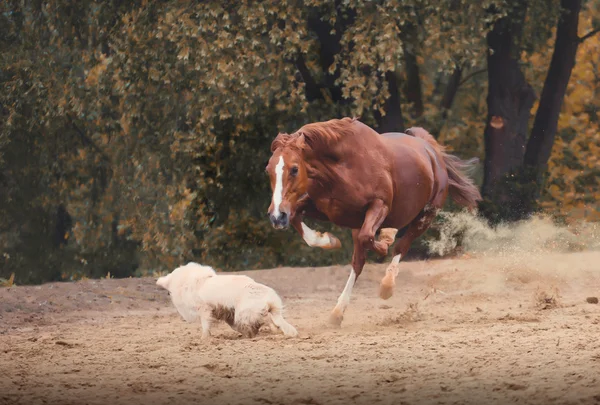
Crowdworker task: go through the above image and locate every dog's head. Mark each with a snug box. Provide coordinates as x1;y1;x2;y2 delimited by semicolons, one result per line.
156;262;217;293
156;273;172;290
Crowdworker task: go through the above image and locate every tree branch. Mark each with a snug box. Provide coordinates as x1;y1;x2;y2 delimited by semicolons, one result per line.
67;114;111;164
579;28;600;43
458;68;487;86
440;65;463;112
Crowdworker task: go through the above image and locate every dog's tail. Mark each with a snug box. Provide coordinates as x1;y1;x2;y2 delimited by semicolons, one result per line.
267;293;298;337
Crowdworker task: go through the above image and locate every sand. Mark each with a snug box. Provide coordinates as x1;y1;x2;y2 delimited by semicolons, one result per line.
1;250;600;405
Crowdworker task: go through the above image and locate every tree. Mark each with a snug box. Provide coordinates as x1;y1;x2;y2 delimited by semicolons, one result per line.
525;0;593;182
479;0;538;221
1;0;598;284
479;0;598;224
541;2;600;222
0;0;438;282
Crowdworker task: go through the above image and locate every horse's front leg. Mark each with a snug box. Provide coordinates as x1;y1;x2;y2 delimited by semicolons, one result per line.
329;199;392;327
290;204;341;250
329;229;364;327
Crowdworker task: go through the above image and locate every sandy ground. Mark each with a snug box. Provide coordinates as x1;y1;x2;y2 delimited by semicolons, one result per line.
1;250;600;405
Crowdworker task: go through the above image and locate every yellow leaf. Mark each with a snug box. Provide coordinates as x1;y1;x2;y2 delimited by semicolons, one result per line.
0;273;15;287
178;47;190;61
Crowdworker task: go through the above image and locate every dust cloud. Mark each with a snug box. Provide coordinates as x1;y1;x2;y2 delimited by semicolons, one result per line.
426;210;600;258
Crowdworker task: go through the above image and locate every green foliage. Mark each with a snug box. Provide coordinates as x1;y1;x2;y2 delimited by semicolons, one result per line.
0;0;598;284
193;211;355;273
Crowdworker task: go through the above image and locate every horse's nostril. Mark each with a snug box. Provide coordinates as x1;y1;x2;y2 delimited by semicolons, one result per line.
268;211;288;228
280;212;289;226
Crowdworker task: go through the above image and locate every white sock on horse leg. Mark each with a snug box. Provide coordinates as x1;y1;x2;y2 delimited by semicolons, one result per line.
300;222;337;248
336;268;357;311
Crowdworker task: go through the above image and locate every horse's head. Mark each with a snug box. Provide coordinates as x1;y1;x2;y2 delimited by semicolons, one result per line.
265;133;308;229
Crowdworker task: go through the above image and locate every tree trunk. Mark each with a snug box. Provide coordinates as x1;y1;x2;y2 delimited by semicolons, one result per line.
480;0;585;223
478;3;541;224
375;71;404;133
295;54;323;102
306;4;356;104
402;49;424;118
524;0;582;172
481;10;535;199
440;66;463;118
53;204;72;248
400;22;424;119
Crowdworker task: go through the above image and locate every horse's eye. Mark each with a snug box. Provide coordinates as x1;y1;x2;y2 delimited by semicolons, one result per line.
290;166;298;177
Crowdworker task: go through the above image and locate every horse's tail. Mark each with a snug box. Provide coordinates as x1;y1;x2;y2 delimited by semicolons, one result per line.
405;127;482;210
443;154;482;210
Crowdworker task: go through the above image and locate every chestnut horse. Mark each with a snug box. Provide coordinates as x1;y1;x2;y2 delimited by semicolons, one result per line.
265;117;481;327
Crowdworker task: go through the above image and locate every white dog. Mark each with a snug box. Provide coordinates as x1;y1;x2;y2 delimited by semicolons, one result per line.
156;262;298;339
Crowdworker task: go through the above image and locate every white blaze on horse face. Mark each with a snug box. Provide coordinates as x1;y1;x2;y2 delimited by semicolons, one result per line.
300;222;331;248
272;156;285;217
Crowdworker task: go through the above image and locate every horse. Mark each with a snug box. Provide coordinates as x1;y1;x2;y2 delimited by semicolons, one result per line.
265;117;481;327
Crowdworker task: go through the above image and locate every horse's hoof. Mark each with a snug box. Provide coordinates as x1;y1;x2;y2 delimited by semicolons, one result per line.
328;309;344;328
379;283;395;300
378;228;398;247
328;316;343;328
325;233;342;249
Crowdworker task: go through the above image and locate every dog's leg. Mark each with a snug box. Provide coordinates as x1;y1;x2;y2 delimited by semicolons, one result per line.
264;315;279;334
269;311;298;337
236;322;260;339
199;306;213;340
234;308;262;338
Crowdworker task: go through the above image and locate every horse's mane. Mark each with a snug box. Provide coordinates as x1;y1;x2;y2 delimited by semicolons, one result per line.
271;117;361;152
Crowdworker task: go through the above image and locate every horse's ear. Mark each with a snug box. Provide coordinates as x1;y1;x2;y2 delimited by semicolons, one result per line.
271;132;291;152
296;132;312;150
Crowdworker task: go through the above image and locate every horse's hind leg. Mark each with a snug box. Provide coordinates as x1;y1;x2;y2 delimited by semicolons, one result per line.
379;204;439;300
378;228;398;251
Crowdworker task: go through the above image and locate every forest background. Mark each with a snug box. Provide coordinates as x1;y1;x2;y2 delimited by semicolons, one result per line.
1;0;599;284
